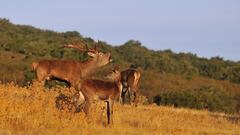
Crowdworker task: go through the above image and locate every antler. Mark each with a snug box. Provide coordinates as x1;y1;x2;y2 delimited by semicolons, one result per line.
63;44;84;49
63;41;98;53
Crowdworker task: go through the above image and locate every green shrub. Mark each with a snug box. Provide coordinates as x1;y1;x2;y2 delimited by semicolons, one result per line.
23;69;36;86
153;87;237;114
50;50;64;58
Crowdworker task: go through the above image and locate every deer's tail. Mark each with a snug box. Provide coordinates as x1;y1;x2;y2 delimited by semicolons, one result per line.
133;71;141;87
31;61;39;71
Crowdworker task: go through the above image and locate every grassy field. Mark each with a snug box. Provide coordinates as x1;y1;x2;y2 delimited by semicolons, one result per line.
0;83;239;135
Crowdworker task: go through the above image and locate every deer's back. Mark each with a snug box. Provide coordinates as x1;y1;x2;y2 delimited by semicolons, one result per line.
121;69;141;88
37;60;81;79
81;79;120;100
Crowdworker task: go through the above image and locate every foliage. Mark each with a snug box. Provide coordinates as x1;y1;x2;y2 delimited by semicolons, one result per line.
153;87;237;114
23;69;36;86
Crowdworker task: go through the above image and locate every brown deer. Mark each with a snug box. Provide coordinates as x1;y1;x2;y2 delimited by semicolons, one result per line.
31;43;112;88
119;69;141;105
75;67;122;125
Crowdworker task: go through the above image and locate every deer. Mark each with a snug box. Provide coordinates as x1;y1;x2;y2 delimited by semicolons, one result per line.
31;42;112;89
119;69;141;105
74;67;122;125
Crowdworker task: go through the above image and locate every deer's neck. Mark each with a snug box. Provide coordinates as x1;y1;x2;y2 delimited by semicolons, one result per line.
80;58;101;78
115;74;122;94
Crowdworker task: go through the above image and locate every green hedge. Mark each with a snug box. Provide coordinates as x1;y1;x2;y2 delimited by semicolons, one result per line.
153;87;237;114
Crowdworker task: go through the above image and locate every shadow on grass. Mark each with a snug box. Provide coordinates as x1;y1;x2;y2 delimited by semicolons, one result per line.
55;93;82;113
210;113;240;124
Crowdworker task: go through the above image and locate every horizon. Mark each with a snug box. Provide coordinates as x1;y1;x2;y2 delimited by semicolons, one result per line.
1;0;240;61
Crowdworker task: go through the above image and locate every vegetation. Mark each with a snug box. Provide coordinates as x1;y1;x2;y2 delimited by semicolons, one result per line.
153;86;237;114
1;18;240;114
0;83;239;135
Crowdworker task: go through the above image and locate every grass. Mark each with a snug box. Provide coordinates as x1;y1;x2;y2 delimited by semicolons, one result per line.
0;82;239;135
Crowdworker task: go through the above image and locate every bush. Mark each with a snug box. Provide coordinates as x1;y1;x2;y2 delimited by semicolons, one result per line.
153;87;237;114
50;50;64;58
23;69;36;86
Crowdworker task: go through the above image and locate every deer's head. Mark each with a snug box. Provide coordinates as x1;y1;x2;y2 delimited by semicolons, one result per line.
87;51;112;66
63;42;112;66
105;66;121;81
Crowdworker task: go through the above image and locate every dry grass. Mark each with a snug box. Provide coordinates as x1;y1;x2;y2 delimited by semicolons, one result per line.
0;83;239;135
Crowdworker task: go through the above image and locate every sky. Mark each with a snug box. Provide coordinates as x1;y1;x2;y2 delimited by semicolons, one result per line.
0;0;240;61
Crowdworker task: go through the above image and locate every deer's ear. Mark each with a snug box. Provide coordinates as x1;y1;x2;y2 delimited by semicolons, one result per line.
87;52;96;57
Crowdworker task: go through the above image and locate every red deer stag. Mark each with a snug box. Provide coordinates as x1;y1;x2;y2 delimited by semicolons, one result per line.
31;43;112;88
75;67;122;125
119;69;141;105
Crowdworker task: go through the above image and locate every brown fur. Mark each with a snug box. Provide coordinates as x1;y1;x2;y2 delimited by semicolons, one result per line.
31;62;39;70
32;51;111;88
120;69;141;105
77;69;122;125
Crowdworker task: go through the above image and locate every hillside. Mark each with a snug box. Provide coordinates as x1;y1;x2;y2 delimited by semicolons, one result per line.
0;83;239;135
0;18;240;114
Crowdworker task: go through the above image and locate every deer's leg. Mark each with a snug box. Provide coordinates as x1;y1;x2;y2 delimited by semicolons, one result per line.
73;91;85;112
83;99;90;116
119;88;123;104
133;91;138;106
106;101;111;125
72;80;79;90
109;100;114;125
121;88;127;105
36;69;50;86
127;87;131;104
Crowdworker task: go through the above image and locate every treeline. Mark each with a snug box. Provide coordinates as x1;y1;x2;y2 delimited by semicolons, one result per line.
1;18;240;84
1;18;240;114
115;40;240;83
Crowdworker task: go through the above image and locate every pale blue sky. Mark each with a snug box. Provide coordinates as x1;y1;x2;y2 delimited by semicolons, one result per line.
1;0;240;61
